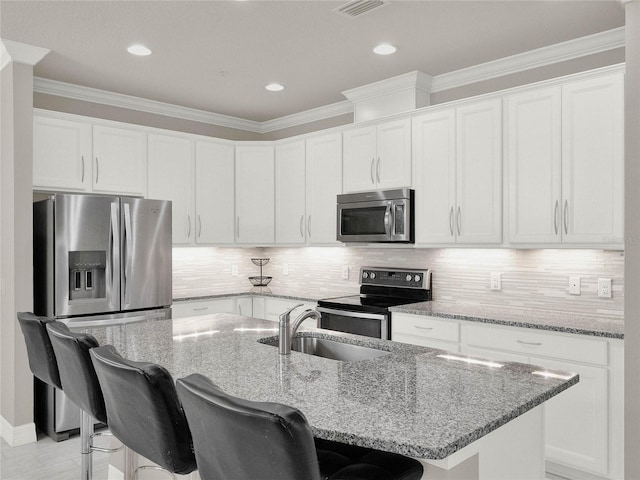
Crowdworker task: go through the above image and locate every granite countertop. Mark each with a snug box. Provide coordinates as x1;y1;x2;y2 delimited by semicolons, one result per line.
391;301;624;339
77;313;577;460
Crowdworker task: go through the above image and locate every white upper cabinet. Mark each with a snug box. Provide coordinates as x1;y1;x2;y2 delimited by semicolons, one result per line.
343;118;411;193
456;99;503;243
306;132;343;245
33;115;91;191
92;125;146;196
195;140;235;244
147;134;194;245
34;113;146;196
235;145;275;245
507;87;562;243
561;74;624;244
413;99;502;245
275;140;306;244
507;73;624;246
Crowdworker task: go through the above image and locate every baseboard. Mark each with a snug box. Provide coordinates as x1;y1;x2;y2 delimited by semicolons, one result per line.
0;415;37;446
107;464;124;480
546;461;610;480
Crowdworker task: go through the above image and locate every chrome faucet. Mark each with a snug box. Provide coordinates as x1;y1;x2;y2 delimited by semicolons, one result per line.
278;304;321;355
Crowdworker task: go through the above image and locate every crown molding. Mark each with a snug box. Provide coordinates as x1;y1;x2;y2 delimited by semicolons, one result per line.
33;77;263;133
342;70;433;102
431;27;625;92
0;39;50;71
32;27;625;133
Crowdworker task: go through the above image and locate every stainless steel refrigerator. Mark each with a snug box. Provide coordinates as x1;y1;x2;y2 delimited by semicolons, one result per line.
33;193;172;440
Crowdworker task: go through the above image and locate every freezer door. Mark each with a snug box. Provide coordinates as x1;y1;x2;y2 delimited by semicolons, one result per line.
121;197;172;311
54;194;121;316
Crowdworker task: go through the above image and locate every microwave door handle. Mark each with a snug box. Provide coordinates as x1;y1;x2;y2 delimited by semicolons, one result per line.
384;204;392;236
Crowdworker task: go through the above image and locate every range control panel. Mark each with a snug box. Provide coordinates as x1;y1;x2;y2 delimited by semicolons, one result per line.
360;267;431;290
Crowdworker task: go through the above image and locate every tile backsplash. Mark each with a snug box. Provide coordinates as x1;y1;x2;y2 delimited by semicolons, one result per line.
173;247;624;319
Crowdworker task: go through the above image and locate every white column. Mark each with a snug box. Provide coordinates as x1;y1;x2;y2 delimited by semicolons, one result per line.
624;1;640;479
0;39;49;446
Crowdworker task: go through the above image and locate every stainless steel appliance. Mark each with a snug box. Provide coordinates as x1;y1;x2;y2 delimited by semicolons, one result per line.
317;267;431;340
33;193;172;440
337;188;414;243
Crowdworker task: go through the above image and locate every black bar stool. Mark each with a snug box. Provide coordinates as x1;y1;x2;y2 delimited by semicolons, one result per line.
17;312;62;390
46;321;118;480
89;345;197;479
176;373;424;480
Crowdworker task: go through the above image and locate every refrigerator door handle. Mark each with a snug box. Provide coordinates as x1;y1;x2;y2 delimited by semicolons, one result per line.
109;201;120;310
123;202;134;307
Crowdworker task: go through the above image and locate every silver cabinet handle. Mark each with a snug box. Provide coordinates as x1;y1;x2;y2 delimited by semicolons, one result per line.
299;215;304;238
236;216;240;239
370;157;375;184
307;215;311;238
563;200;569;235
193;306;209;311
187;214;192;239
517;340;542;346
95;157;99;184
413;325;433;331
197;215;202;239
456;206;461;236
449;206;454;236
376;157;381;183
81;156;85;182
554;200;559;235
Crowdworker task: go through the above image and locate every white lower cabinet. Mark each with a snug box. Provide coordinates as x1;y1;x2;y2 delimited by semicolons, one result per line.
172;298;238;318
257;297;318;328
392;313;623;480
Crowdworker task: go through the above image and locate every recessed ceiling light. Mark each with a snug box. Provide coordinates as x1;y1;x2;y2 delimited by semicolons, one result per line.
127;44;152;56
373;43;397;55
265;83;285;92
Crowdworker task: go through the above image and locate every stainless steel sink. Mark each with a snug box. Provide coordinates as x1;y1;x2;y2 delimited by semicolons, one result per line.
261;335;390;362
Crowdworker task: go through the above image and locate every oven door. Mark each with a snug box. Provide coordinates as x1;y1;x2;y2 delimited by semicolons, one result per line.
316;306;389;340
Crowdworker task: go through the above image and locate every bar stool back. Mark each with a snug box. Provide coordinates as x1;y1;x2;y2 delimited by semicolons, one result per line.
176;373;424;480
90;345;196;479
17;312;62;390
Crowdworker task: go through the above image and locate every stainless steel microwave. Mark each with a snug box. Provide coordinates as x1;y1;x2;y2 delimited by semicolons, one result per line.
337;188;414;243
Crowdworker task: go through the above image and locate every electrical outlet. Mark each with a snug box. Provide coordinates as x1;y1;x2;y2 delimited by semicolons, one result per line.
283;263;289;276
231;265;238;277
342;265;349;280
490;273;502;291
598;278;612;298
569;276;581;295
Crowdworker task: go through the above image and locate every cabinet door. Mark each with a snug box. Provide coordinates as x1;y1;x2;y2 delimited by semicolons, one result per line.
342;125;377;193
195;140;235;244
376;118;411;190
147;134;194;245
33;115;91;191
92;125;146;196
235;145;275;244
532;356;609;476
275;141;306;244
235;296;253;317
562;74;624;244
412;110;457;244
306;132;342;245
456;99;503;244
507;87;562;243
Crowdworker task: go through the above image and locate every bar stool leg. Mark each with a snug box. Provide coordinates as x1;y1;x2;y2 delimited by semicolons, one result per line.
80;410;93;480
124;446;135;480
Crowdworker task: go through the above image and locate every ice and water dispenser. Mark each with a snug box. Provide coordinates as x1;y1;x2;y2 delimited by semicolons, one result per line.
68;251;106;301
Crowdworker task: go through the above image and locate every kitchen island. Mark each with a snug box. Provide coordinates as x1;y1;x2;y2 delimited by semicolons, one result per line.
78;313;578;480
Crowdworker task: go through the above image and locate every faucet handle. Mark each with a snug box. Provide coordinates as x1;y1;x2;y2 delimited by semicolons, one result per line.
279;303;304;323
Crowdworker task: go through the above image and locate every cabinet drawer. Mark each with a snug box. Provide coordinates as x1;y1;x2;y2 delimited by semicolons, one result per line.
172;299;235;319
392;314;460;343
463;324;608;366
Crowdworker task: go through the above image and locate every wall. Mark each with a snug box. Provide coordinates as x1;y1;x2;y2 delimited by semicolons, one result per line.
173;247;624;319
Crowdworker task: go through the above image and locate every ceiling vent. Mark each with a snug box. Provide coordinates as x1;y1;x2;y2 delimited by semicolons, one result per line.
333;0;388;18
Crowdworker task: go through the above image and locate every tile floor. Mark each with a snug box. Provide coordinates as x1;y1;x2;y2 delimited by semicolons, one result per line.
0;433;110;480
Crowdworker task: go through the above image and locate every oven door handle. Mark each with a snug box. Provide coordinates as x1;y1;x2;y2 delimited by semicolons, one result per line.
316;306;387;321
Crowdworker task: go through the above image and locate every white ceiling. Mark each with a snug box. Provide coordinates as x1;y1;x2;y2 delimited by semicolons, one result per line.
0;1;625;123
